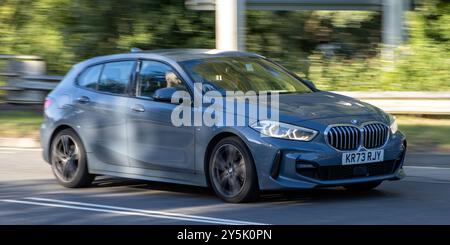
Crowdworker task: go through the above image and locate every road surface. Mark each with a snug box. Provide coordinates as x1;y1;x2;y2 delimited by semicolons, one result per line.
1;147;449;224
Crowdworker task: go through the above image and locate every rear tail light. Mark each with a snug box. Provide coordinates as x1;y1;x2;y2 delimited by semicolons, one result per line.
44;97;53;110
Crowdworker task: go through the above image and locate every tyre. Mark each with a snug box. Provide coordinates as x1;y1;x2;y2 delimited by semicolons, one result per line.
343;181;382;192
50;128;95;188
208;136;259;203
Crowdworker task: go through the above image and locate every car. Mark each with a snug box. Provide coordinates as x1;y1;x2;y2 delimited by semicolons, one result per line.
40;49;407;203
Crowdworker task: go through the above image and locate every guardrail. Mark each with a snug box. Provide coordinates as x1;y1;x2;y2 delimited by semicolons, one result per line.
335;91;450;115
0;55;62;104
0;74;62;104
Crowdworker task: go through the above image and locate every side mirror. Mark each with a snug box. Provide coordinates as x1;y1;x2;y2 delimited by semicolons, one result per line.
153;87;189;104
153;87;178;103
303;79;317;90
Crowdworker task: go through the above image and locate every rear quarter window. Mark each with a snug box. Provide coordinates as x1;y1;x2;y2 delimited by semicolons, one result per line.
77;65;102;89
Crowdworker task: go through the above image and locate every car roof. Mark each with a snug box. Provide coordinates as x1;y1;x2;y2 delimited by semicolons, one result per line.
139;49;263;61
76;49;264;68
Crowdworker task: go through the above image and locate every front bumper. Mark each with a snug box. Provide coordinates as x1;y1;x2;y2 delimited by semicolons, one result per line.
240;127;407;190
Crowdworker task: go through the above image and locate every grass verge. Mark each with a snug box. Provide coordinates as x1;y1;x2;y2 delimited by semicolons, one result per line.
396;116;450;153
0;111;43;138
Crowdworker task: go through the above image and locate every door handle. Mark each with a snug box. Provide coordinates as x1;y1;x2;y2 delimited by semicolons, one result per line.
131;104;145;112
77;96;90;104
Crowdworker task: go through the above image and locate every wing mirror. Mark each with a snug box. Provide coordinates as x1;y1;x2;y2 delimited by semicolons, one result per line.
153;87;188;104
303;79;317;90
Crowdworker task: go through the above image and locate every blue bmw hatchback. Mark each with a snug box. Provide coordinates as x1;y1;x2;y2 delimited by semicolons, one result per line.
40;49;407;203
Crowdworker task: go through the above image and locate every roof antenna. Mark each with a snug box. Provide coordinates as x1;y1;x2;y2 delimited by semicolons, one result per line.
130;47;142;53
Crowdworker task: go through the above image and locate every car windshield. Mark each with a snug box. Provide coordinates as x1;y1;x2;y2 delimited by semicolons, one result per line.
179;56;312;94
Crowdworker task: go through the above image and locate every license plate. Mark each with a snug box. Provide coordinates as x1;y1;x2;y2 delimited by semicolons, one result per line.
342;150;384;165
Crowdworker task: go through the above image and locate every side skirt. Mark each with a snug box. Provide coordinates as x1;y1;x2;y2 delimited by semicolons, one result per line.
87;153;208;187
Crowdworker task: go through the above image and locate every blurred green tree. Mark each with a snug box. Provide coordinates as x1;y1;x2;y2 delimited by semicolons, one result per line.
0;0;448;90
0;0;215;74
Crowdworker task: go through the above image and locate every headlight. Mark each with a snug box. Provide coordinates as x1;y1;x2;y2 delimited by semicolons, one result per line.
250;120;318;141
389;115;398;134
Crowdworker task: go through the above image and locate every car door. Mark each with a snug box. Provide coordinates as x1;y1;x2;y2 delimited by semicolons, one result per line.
74;60;136;167
126;60;195;173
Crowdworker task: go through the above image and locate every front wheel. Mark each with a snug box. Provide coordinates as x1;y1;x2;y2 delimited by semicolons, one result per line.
209;137;259;203
343;181;382;192
50;129;95;188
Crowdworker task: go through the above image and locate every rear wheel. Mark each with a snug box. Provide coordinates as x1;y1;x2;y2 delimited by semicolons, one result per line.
50;129;95;188
343;181;382;192
209;137;259;203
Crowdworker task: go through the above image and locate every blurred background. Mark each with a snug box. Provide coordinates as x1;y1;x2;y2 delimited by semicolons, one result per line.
0;0;449;154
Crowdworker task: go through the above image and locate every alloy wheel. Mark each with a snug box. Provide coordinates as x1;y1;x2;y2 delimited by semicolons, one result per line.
211;143;247;198
52;134;80;182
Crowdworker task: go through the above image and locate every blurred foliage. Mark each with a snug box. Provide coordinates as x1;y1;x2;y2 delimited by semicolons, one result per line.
306;1;450;91
0;0;448;90
0;0;215;74
247;10;382;78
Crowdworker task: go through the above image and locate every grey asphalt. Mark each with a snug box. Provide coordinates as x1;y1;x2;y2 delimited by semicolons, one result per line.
1;147;449;224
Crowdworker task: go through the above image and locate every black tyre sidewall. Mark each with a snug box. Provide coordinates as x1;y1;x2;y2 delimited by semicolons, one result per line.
209;136;259;203
50;129;94;188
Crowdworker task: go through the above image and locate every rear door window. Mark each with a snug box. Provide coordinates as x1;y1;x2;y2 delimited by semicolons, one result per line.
98;61;135;95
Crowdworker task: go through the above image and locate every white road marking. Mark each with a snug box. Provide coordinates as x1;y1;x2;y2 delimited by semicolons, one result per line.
0;147;42;151
405;166;450;170
27;197;263;225
1;198;266;225
0;151;14;154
